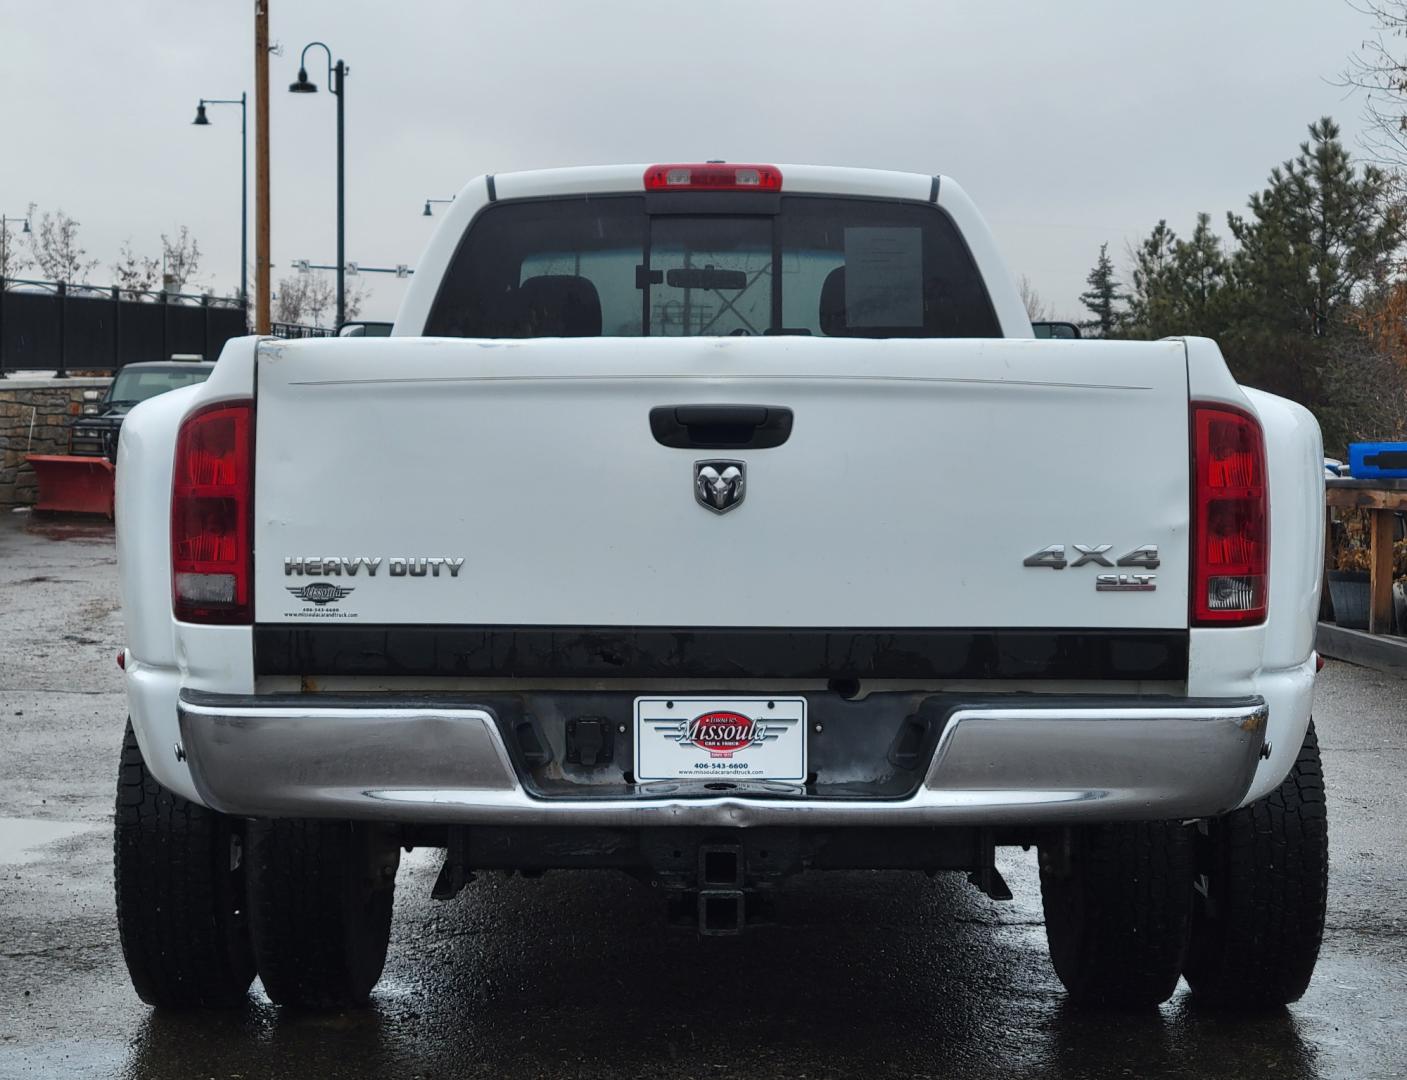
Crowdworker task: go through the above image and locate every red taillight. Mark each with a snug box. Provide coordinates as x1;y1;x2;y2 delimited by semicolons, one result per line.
171;400;254;624
643;163;783;192
1191;403;1268;626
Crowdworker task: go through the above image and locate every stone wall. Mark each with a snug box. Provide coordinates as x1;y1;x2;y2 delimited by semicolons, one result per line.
0;377;111;508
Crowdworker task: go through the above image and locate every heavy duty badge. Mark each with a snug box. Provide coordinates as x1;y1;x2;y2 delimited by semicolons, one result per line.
284;556;466;577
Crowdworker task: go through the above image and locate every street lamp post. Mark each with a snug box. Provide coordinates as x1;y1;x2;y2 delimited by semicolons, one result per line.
290;43;349;328
1;213;31;274
192;94;248;308
423;197;454;216
0;213;31;378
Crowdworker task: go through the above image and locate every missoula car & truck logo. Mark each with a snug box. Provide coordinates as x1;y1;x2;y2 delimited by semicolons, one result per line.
670;710;767;758
286;582;354;606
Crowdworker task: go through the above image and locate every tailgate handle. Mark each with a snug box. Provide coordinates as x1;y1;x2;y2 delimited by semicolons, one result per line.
650;405;793;449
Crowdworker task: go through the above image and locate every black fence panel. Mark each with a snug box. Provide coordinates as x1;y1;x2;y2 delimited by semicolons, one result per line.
0;278;250;375
269;322;335;339
117;298;163;369
1;290;61;370
168;302;209;361
64;290;117;367
210;305;253;353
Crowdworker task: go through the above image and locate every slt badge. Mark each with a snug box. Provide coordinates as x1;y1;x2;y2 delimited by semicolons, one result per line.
695;460;746;514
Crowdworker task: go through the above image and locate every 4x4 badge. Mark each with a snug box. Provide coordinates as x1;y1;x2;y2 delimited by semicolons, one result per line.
1023;544;1160;570
695;460;746;514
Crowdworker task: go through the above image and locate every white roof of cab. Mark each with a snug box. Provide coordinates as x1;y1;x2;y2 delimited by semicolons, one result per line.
492;163;934;203
121;359;216;369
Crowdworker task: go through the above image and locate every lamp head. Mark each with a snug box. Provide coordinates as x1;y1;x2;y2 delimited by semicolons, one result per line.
289;68;317;93
192;102;210;125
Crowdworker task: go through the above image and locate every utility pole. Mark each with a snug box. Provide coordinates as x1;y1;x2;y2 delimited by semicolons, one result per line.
254;0;271;333
334;58;345;329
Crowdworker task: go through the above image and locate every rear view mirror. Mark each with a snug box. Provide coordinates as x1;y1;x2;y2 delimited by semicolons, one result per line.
665;267;748;291
1032;321;1081;340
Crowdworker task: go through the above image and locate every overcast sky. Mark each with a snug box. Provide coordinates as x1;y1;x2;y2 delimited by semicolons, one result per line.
0;1;1387;322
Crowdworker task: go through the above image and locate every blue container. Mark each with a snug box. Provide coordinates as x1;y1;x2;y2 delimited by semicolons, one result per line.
1348;441;1407;479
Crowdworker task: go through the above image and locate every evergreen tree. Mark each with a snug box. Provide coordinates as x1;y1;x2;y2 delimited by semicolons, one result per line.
1220;117;1403;411
1176;213;1230;332
1227;117;1402;338
1125;214;1230;341
1098;117;1405;449
1079;243;1127;337
1125;220;1179;338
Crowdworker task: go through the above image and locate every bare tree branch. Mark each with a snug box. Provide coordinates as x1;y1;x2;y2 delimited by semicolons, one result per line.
112;240;160;298
273;273;336;326
1340;1;1407;166
26;207;99;283
160;227;202;292
1018;275;1050;321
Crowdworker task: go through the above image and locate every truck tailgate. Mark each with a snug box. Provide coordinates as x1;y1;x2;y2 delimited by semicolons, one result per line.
253;335;1189;629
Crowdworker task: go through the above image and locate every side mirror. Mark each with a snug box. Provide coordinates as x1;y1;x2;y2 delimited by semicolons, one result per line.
337;321;394;338
82;389;102;402
1031;321;1081;340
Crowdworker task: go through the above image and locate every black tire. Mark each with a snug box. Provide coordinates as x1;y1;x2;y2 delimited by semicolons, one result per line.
1185;721;1328;1008
113;720;255;1009
1039;820;1195;1007
246;817;398;1009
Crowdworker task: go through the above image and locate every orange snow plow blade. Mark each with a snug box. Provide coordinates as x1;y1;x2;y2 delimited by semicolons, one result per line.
26;455;116;518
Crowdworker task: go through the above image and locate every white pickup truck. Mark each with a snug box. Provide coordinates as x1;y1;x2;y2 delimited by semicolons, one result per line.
113;163;1327;1012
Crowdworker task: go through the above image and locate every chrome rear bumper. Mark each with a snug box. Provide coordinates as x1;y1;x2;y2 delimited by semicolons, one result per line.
177;691;1268;826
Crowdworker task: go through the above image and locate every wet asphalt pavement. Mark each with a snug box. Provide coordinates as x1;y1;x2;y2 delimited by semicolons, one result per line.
0;510;1404;1080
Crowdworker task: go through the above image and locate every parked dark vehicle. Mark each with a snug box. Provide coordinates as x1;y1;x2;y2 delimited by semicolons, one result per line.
68;359;215;461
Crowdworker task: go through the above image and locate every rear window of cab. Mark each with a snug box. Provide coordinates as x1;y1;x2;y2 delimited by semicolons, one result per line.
424;195;1001;339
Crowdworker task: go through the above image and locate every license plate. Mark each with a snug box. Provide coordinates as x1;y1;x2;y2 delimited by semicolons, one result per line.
634;696;807;782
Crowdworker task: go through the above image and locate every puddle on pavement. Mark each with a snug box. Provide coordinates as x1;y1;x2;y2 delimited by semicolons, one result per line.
23;521;116;542
0;817;96;864
11;508;116;542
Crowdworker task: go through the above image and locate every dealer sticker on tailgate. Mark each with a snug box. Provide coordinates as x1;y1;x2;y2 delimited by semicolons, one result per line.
634;697;807;782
